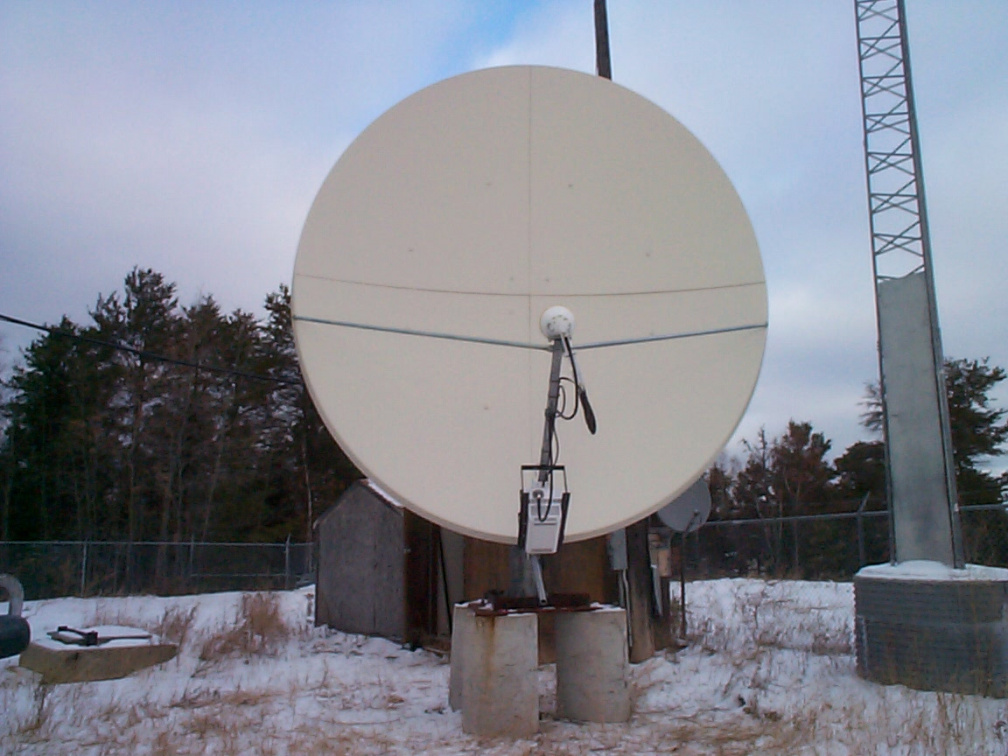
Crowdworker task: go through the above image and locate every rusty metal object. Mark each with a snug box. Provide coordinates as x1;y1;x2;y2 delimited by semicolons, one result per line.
473;592;593;617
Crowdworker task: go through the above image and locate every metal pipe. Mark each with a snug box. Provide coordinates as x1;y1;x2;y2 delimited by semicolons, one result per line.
0;573;24;617
0;574;30;659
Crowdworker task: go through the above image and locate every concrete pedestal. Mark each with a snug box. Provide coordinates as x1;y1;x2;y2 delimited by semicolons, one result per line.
450;604;538;737
855;561;1008;696
555;606;630;722
448;604;474;712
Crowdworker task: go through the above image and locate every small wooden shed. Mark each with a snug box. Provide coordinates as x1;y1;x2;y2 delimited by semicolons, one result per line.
315;479;463;645
315;479;671;659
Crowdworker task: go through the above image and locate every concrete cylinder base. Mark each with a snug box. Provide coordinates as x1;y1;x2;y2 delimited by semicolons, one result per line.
855;561;1008;696
449;604;539;737
448;604;474;712
555;606;630;722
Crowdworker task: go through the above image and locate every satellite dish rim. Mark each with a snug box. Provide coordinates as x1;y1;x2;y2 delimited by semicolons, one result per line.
292;64;767;543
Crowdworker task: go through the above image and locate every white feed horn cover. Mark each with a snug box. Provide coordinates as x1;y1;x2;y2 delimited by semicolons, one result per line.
540;306;575;340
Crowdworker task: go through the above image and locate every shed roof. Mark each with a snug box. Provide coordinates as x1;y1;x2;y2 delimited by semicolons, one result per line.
314;478;403;530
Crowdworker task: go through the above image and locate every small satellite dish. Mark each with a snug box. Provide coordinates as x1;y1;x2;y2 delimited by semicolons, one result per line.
657;477;712;534
292;66;766;544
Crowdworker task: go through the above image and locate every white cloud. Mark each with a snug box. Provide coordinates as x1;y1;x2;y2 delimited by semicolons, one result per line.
1;0;1005;466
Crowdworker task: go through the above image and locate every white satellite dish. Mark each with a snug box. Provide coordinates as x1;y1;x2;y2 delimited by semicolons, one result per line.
657;476;712;534
293;65;766;544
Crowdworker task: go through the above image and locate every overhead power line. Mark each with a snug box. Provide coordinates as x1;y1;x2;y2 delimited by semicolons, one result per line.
0;312;300;386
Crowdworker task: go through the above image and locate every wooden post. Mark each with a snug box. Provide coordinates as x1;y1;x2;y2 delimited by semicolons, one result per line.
594;0;612;80
624;519;655;662
593;1;670;661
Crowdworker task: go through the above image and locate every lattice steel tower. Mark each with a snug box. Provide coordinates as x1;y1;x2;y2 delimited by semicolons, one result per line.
854;0;963;566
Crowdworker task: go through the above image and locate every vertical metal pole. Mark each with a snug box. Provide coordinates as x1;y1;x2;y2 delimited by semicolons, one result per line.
284;534;291;591
537;339;567;480
792;521;799;572
80;541;88;597
857;493;869;567
519;338;565;603
678;530;687;638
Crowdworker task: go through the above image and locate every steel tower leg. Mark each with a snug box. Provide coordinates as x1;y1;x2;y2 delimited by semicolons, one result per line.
854;0;963;567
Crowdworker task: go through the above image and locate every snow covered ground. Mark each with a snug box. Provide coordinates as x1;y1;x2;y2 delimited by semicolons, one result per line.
3;579;1007;755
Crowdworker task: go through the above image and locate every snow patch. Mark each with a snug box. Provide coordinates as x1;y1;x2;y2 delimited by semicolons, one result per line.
858;560;1008;581
1;581;1006;754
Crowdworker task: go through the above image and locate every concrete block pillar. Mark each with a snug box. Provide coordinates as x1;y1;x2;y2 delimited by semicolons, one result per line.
855;562;1008;695
448;604;473;711
449;603;539;737
555;606;631;722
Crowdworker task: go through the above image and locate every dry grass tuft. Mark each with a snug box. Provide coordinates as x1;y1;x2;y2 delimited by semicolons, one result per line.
184;711;244;748
14;681;53;738
199;593;292;662
154;605;198;649
171;685;279;712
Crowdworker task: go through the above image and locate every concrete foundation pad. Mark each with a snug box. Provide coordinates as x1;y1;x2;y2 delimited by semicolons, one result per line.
20;626;178;684
450;604;539;737
855;561;1008;696
555;606;630;722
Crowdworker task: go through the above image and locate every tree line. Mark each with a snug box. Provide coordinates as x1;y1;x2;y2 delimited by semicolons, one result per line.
703;358;1008;576
2;268;1006;579
0;268;358;555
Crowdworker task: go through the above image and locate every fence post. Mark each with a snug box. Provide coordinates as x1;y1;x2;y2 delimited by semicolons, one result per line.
284;535;291;590
857;493;869;568
792;520;799;574
80;541;88;597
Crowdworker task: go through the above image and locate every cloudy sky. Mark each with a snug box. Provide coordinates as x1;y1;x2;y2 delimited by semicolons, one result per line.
1;1;1006;467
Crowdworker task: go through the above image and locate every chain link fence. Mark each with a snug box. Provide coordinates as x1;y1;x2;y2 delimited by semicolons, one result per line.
675;509;890;581
0;539;314;599
3;505;1004;600
676;503;1007;581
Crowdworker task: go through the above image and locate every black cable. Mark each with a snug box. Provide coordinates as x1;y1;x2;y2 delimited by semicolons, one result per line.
545;467;556;523
558;377;580;420
560;338;583;420
563;336;580;390
0;312;300;386
537;465;558;524
563;335;596;434
557;381;568;418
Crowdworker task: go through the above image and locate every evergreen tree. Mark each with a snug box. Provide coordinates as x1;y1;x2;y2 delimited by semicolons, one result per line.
769;421;833;513
715;421;848;576
861;357;1007;498
0;270;360;556
258;286;359;544
858;357;1008;564
2;319;101;540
